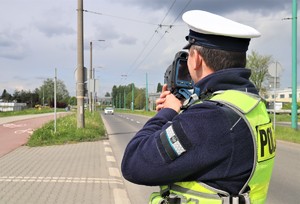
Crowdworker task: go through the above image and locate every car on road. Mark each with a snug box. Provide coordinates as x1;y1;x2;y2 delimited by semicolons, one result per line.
104;107;114;115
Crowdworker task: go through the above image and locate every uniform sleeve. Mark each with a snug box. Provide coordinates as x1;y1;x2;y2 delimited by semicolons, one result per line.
121;104;234;186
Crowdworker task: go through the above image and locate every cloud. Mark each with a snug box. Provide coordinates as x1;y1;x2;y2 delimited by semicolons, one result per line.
35;22;75;37
119;35;137;45
0;30;28;60
111;0;291;16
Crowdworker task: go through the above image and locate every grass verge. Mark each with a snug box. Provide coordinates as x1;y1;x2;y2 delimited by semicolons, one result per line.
274;126;300;144
115;109;156;117
27;111;106;147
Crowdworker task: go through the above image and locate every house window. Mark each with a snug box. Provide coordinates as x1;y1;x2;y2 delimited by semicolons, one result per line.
289;94;292;98
280;94;285;98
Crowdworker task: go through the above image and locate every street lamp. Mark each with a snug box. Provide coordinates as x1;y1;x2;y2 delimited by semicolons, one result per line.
92;66;104;112
89;40;105;112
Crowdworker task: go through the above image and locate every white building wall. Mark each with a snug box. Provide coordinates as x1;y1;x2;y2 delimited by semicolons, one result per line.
0;102;27;112
264;87;300;103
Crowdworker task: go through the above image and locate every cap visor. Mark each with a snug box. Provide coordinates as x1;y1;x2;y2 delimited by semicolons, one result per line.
183;43;192;49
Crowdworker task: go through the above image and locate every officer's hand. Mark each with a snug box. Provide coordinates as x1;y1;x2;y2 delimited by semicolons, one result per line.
156;84;182;112
156;84;170;111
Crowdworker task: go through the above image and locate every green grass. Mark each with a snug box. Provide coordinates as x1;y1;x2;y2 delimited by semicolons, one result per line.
0;107;64;117
269;113;300;122
115;109;156;117
27;111;106;147
274;126;300;144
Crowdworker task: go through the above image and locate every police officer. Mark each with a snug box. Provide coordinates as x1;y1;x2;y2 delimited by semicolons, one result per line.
121;10;275;204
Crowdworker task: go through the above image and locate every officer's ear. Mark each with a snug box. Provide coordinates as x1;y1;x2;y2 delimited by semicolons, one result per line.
193;49;202;71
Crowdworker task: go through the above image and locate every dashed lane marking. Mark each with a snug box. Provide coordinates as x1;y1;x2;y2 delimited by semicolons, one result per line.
113;188;131;204
103;141;110;146
109;167;121;178
106;155;116;162
105;147;113;152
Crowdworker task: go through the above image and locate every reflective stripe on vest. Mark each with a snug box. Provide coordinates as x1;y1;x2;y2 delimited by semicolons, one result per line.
149;90;276;204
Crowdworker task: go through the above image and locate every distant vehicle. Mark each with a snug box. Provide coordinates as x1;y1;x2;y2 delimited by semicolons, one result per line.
104;107;114;115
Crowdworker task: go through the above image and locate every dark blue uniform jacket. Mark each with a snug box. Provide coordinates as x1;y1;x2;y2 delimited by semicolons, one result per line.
121;68;258;195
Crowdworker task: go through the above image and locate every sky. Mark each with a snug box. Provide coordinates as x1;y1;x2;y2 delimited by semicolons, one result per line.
0;0;298;97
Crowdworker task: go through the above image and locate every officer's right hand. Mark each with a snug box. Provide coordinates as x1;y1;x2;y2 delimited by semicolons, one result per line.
156;84;170;112
156;84;182;113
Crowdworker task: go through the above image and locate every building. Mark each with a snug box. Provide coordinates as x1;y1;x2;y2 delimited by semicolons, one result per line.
263;87;300;103
0;102;27;112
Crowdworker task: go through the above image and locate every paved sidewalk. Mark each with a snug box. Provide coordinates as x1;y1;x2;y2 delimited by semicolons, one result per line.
0;114;131;204
0;141;131;204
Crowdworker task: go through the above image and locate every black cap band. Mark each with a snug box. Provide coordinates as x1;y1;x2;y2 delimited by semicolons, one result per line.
183;30;250;52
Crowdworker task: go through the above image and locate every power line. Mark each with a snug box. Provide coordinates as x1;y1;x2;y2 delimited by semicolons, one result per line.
126;0;193;77
84;0;193;81
84;9;171;26
125;0;178;76
171;0;192;24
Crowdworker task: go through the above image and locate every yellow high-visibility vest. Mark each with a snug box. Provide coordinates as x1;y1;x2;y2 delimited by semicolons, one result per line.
149;90;276;204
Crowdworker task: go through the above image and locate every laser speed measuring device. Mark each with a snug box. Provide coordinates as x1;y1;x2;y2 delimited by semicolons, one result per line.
164;51;194;100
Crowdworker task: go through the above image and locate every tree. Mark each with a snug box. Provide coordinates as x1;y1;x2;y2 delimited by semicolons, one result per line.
1;89;12;102
156;83;163;93
12;89;39;107
246;51;272;94
69;96;77;106
135;88;146;110
39;78;70;106
105;92;111;97
111;83;148;110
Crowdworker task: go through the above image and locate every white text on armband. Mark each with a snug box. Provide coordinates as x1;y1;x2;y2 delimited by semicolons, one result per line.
166;126;186;156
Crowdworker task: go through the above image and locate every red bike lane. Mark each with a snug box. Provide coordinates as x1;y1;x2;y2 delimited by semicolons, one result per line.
0;113;69;157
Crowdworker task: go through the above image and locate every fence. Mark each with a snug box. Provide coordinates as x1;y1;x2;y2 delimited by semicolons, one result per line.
0;102;27;112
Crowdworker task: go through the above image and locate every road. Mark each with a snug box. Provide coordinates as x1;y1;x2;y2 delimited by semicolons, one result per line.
101;113;158;203
101;112;300;204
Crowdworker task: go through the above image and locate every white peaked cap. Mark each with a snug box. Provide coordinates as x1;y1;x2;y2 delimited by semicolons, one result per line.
182;10;261;51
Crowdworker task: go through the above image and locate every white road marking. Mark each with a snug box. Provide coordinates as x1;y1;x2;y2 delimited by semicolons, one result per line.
3;123;26;128
105;147;113;152
106;155;116;162
14;128;34;134
103;141;110;146
0;176;124;185
109;167;121;178
113;188;131;204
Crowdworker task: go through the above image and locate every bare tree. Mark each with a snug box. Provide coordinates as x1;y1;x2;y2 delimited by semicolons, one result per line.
246;50;272;95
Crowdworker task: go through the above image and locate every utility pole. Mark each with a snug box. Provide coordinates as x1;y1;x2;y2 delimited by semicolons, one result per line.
89;40;105;113
89;41;93;112
145;73;149;111
54;68;57;133
76;0;85;128
131;83;134;111
291;0;298;129
124;89;126;110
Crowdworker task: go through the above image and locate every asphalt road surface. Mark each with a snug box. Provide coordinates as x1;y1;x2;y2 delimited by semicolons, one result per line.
101;112;300;204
